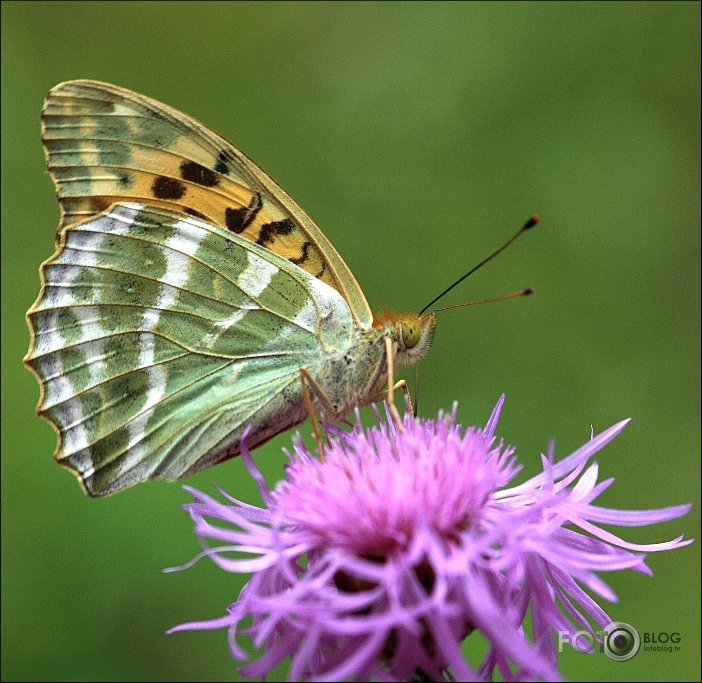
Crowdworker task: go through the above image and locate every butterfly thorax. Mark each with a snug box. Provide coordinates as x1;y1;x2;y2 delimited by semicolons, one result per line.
308;311;436;418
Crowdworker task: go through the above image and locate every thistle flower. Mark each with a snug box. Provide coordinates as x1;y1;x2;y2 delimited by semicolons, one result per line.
167;397;692;681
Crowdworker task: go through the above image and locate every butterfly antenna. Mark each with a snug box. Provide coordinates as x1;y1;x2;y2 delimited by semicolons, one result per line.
419;215;539;315
433;287;533;313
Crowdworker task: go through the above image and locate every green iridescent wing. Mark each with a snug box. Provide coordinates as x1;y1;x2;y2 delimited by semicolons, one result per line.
27;82;441;497
25;203;355;496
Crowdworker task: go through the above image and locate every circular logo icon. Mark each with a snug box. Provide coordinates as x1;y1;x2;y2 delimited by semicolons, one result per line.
603;621;640;661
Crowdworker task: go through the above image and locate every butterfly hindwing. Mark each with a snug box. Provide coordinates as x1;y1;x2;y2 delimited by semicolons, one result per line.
41;80;372;328
25;203;355;496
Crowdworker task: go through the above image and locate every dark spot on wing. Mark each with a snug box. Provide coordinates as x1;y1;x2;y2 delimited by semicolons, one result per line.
224;208;245;233
290;241;328;278
214;151;230;175
257;218;295;247
152;176;186;200
225;192;263;233
290;241;312;266
179;160;219;187
184;207;208;220
117;172;133;189
91;197;113;213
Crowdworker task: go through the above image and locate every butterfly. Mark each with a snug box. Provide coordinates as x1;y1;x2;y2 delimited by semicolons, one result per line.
24;81;438;496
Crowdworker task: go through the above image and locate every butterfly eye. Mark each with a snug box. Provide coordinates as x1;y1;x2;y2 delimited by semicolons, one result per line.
401;320;421;348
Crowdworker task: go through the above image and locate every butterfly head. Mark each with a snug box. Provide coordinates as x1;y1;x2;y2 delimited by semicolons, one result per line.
373;310;437;366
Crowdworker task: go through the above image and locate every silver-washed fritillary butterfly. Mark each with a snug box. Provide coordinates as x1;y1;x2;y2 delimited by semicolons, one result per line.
25;81;441;496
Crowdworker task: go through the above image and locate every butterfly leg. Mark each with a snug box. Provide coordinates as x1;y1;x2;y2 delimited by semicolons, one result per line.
392;379;414;416
369;380;413;417
299;367;339;460
384;337;404;430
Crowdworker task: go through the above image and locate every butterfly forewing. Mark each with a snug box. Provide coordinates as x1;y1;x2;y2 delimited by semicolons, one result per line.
25;203;355;496
41;80;372;327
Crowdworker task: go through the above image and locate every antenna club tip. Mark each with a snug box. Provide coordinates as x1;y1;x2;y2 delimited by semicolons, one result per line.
524;214;540;230
523;286;534;295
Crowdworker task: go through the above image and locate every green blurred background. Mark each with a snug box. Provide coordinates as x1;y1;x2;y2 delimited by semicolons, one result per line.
2;2;699;681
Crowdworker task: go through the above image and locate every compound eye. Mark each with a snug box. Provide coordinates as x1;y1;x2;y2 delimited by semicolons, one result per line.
401;320;421;348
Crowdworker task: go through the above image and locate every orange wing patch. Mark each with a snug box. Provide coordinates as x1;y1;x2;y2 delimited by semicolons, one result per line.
42;81;333;287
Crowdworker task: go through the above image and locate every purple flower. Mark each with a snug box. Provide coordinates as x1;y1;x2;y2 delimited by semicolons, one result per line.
167;397;692;681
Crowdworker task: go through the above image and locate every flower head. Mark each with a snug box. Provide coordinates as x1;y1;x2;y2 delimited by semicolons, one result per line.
168;398;692;681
